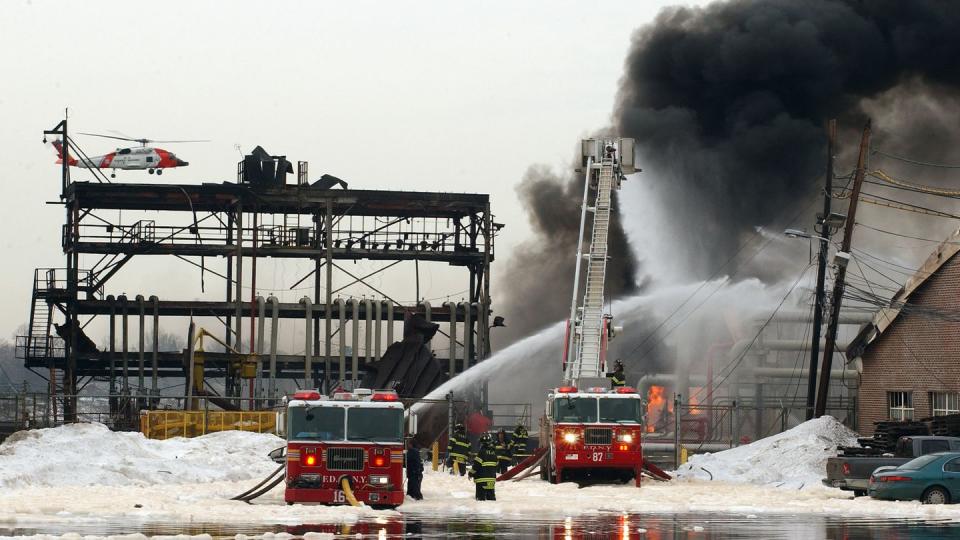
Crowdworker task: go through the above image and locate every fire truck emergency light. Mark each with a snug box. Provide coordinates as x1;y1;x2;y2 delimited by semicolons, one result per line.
371;391;399;402
615;386;637;394
303;454;317;466
557;386;578;394
563;432;578;444
293;390;321;400
372;455;387;467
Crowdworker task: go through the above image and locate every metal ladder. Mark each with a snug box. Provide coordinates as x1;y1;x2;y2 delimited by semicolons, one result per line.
573;159;615;379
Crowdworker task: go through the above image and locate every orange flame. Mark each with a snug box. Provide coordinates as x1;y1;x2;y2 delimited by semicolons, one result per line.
646;385;666;433
688;387;703;415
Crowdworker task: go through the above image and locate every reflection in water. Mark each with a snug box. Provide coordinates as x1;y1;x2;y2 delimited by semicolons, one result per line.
2;512;960;539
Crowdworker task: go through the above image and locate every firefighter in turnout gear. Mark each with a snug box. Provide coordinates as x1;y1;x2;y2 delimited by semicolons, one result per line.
469;432;498;500
495;429;511;474
447;423;470;475
606;359;626;388
509;422;530;465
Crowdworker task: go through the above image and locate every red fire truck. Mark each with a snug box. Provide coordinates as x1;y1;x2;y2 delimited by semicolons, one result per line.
284;388;414;507
540;385;644;486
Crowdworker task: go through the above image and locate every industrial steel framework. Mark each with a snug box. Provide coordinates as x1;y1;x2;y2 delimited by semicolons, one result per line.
19;120;497;421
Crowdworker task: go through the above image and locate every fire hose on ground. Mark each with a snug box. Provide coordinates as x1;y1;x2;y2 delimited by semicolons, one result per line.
232;464;285;503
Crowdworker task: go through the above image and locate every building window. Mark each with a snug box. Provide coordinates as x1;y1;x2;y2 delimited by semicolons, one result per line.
930;392;960;416
889;391;914;421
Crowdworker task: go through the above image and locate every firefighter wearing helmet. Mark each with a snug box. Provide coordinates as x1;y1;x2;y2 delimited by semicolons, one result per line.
607;359;626;389
509;421;530;465
447;423;470;476
470;432;498;500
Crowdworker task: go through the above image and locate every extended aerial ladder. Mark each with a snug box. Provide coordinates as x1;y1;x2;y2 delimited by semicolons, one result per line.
562;138;635;385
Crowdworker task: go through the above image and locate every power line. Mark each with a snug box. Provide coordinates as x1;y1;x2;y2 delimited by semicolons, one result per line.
872;149;960;170
856;222;960;246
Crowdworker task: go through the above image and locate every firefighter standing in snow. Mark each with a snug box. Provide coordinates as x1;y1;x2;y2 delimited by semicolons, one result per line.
495;429;511;474
447;423;470;475
406;439;424;500
509;422;530;465
606;359;626;388
470;433;498;500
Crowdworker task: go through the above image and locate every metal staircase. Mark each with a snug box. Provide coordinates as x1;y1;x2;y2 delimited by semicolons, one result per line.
563;139;636;385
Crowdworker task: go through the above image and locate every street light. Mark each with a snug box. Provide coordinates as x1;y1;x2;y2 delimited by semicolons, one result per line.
784;229;830;242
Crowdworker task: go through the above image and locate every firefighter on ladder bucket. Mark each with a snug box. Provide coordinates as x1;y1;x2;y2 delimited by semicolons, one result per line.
447;423;470;475
470;432;498;500
607;359;626;389
509;421;530;465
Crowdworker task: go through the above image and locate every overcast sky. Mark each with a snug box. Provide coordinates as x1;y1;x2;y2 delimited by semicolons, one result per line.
0;0;709;345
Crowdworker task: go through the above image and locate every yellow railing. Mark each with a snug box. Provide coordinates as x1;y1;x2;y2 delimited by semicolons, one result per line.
140;410;279;440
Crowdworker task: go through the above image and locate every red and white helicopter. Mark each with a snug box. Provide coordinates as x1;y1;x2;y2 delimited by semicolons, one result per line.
50;132;206;178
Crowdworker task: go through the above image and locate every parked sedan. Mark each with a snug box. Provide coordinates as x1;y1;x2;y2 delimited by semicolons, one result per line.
869;452;960;504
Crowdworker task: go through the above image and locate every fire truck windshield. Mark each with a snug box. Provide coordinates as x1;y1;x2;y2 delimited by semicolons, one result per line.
553;397;598;422
288;406;345;440
598;398;641;423
347;408;404;443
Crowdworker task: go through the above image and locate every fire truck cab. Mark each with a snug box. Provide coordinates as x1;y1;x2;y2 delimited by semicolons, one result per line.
284;388;412;507
540;385;644;486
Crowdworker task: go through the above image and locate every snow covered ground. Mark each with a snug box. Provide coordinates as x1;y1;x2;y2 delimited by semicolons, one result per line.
2;419;960;533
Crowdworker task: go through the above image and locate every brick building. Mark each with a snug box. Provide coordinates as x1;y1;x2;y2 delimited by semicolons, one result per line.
847;230;960;436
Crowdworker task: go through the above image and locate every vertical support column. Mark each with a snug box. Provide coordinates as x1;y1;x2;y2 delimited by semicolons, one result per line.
444;301;458;376
186;321;196;410
136;295;145;393
233;204;244;399
268;295;279;400
324;200;334;393
300;297;314;389
225;212;234;349
421;300;432;322
150;296;159;397
481;202;493;360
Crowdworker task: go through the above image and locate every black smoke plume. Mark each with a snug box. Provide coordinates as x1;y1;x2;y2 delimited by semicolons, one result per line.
616;0;960;275
494;164;640;345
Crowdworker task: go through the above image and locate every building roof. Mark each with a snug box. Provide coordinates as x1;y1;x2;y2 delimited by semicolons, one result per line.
847;227;960;359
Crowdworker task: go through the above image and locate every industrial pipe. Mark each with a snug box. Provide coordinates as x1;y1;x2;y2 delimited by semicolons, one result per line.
299;296;313;389
107;295;116;397
119;294;129;393
150;295;159;396
336;298;347;384
364;298;373;364
459;301;472;369
421;300;432;322
268;295;279;400
350;298;361;386
386;301;394;345
443;301;457;376
136;295;145;393
256;295;266;400
374;298;382;360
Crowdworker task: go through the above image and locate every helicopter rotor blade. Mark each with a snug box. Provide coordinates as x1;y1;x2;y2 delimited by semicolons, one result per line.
77;132;137;142
148;139;211;144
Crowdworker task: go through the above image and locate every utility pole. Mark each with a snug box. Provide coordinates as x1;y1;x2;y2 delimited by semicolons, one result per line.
815;120;871;418
806;119;836;420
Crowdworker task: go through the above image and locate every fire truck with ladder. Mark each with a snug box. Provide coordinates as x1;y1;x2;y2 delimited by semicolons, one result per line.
536;138;662;486
283;387;416;507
